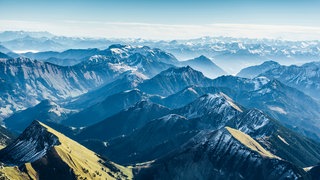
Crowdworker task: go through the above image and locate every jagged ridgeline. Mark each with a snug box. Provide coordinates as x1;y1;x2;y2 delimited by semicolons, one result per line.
0;121;312;180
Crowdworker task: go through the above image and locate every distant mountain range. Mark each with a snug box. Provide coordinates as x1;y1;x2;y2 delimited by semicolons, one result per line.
237;61;281;78
1;31;320;73
238;61;320;100
18;44;226;78
0;125;15;150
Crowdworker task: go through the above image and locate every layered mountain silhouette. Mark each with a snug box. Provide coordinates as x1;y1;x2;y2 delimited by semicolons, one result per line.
1;43;320;179
135;127;307;180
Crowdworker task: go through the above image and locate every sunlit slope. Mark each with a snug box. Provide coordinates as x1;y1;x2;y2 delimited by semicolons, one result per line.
0;121;132;180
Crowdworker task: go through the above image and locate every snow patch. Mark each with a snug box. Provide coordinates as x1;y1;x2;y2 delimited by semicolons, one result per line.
89;55;108;62
103;141;109;147
187;87;198;95
220;92;243;112
277;135;289;145
108;63;137;73
303;166;314;172
268;106;287;114
0;105;13;117
257;88;271;94
14;50;39;53
253;76;270;90
160;114;186;122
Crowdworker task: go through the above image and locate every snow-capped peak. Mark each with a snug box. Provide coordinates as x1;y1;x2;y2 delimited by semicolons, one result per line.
233;109;272;137
252;76;270;90
159;114;187;122
179;93;243;120
106;44;177;64
88;55;109;62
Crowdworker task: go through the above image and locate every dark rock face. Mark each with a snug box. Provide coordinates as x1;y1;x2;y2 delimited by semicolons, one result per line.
24;148;76;180
0;121;60;165
102;114;199;164
308;165;320;180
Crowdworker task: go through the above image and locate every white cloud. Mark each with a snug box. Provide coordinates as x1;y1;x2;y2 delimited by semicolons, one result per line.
0;20;320;40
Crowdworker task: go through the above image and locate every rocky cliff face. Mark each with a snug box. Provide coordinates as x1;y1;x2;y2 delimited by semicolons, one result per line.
135;127;307;180
0;45;179;120
0;57;123;120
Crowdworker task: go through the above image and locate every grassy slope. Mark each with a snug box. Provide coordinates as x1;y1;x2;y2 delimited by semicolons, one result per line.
226;127;278;159
0;166;30;180
34;121;133;180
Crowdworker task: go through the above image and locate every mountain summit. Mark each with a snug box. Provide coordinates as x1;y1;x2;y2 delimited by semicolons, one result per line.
0;121;132;180
139;66;214;96
181;55;227;78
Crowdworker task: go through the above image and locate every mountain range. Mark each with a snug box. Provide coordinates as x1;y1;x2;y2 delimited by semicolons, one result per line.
78;93;320;168
0;45;183;120
0;38;320;179
3;61;320;142
1;100;318;179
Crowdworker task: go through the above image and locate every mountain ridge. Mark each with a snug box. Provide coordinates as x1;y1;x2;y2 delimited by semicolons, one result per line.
135;127;307;180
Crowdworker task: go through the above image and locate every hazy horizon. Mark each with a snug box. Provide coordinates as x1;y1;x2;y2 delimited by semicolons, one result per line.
1;0;320;40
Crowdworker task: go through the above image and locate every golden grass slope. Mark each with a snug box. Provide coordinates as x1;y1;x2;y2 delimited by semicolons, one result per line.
225;126;279;159
38;121;133;180
0;166;30;180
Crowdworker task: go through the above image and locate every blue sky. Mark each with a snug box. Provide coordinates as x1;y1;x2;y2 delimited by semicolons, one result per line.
0;0;320;40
